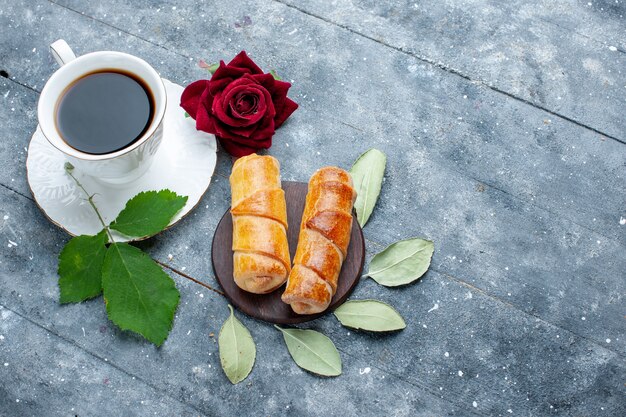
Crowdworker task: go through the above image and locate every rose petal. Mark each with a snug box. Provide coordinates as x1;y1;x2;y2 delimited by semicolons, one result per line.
248;75;296;127
209;75;236;96
274;97;299;128
212;116;260;140
266;79;291;125
222;81;262;115
212;78;269;127
222;85;268;126
228;133;272;147
215;117;266;139
228;51;264;75
211;78;252;113
231;93;257;115
199;81;215;110
249;73;278;90
218;137;267;157
180;80;209;119
195;103;216;134
211;118;236;139
252;87;276;138
222;88;276;140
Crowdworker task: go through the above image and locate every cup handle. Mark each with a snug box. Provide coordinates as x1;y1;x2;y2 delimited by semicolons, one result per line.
50;39;77;67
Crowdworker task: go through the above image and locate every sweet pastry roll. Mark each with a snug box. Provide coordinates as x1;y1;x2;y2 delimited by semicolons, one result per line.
230;154;290;293
282;166;356;314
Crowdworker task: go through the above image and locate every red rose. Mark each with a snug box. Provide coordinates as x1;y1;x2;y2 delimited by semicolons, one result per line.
180;51;298;157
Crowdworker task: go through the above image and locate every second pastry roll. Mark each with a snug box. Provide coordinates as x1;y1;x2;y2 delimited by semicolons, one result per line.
282;166;356;314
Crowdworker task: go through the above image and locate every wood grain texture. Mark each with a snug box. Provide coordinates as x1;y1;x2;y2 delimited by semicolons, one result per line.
1;0;625;415
212;181;365;324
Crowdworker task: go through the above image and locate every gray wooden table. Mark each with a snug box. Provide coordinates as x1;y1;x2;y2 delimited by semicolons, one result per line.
1;1;625;416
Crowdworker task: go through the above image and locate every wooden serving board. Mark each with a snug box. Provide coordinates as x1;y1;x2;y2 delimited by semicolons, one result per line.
211;181;365;324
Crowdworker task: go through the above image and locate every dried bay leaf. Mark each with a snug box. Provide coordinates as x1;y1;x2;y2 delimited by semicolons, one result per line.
367;238;434;287
275;326;341;376
219;305;256;384
334;300;406;331
350;148;386;227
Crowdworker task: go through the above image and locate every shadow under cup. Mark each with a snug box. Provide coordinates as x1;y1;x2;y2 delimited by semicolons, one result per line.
38;51;167;185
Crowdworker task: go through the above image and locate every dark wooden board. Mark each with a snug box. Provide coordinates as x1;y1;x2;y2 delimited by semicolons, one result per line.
211;180;365;324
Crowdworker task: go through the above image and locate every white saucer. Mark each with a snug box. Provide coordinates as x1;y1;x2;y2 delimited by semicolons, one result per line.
26;79;217;241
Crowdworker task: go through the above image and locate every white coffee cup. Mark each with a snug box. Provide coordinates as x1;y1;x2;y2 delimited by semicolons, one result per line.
38;39;167;184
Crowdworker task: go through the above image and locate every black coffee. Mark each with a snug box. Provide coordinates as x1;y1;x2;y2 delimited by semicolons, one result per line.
56;70;154;155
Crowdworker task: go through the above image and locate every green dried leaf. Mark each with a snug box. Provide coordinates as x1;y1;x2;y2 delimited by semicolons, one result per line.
334;300;406;331
367;238;434;287
350;148;386;227
275;326;341;376
58;230;108;303
269;69;282;81
219;305;256;384
102;243;180;346
110;190;187;238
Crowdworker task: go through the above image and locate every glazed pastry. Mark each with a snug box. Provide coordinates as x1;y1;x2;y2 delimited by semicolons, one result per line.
282;167;356;314
230;154;290;293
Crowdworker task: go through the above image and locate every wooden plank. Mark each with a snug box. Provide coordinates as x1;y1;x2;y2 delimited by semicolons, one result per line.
0;190;472;415
4;0;620;246
0;1;624;415
324;273;626;416
0;0;623;352
0;304;202;416
274;0;626;142
0;175;624;415
0;185;623;415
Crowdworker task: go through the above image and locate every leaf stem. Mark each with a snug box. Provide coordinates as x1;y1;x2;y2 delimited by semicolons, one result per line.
64;163;226;299
64;164;115;243
155;260;226;297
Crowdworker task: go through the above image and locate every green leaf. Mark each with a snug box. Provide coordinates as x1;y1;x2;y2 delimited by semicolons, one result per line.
367;238;434;287
219;305;256;384
350;148;386;227
109;190;188;238
102;243;180;346
269;69;282;81
184;111;190;118
58;230;108;303
275;326;341;376
207;63;219;75
198;59;219;75
334;300;406;331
